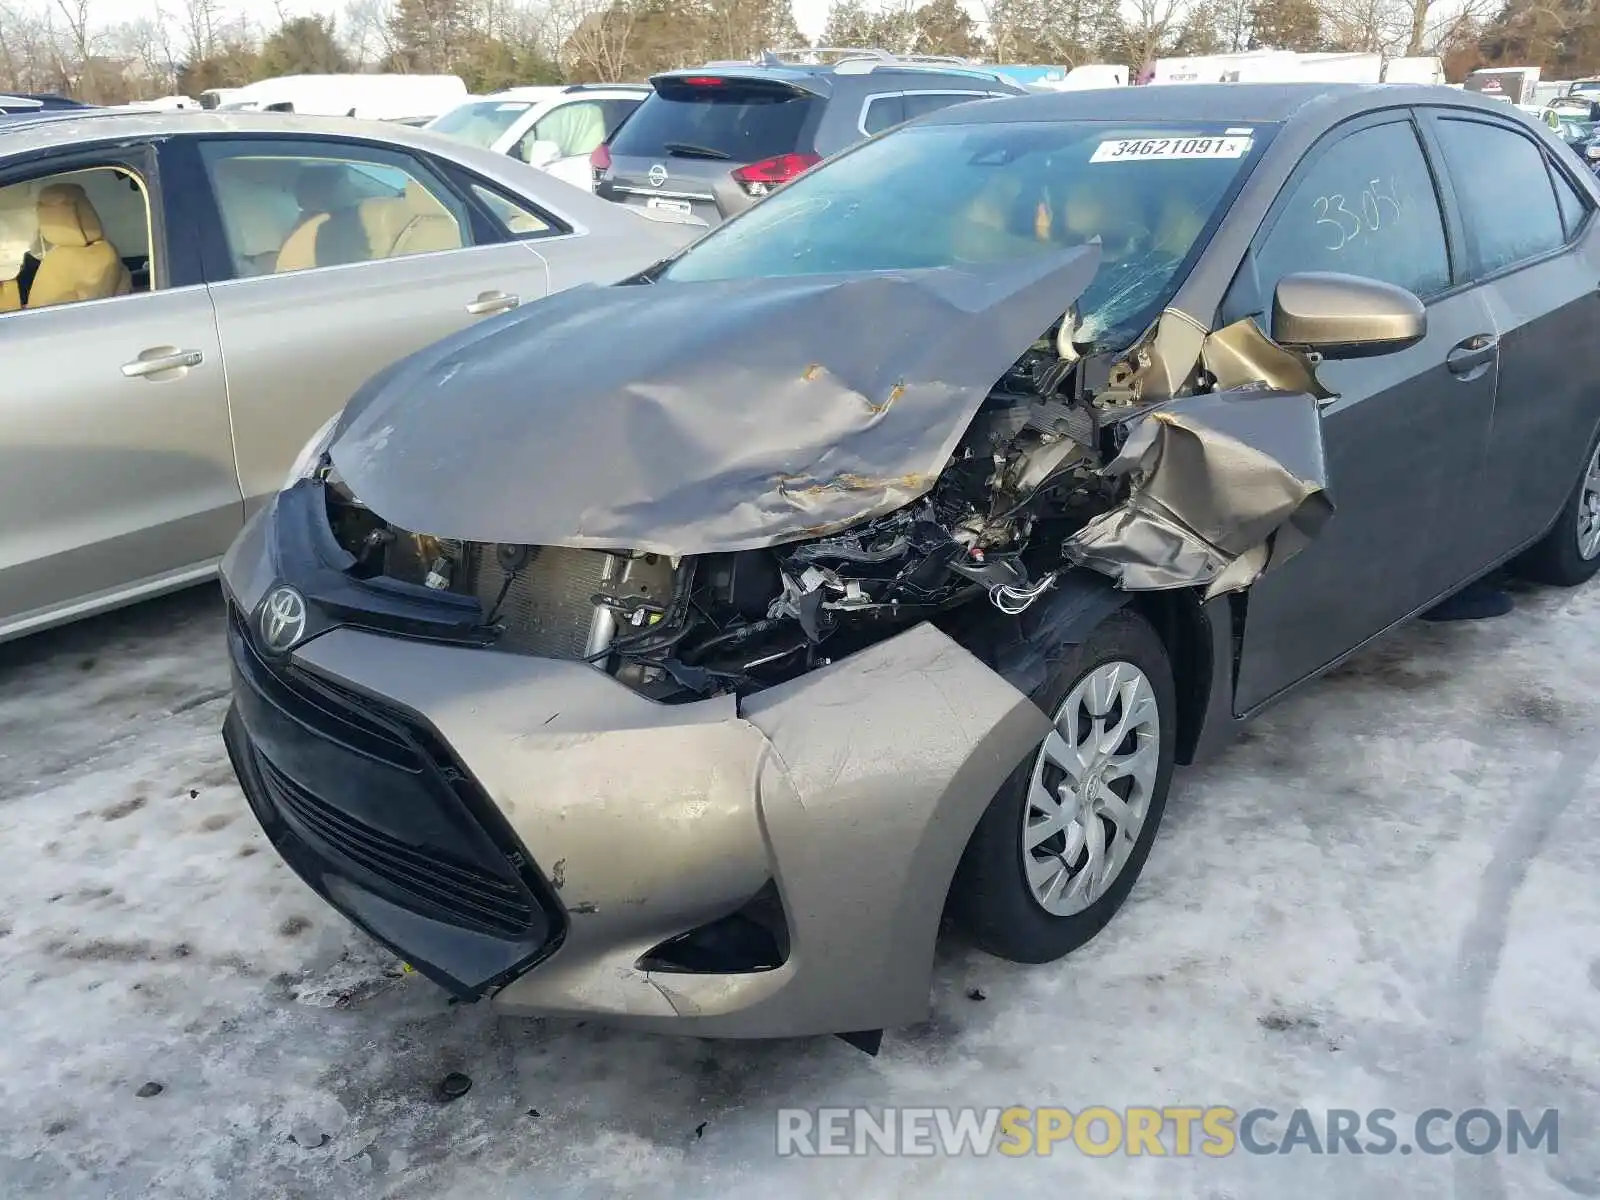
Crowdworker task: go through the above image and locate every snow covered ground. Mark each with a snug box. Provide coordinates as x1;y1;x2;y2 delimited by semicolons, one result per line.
1;579;1598;1198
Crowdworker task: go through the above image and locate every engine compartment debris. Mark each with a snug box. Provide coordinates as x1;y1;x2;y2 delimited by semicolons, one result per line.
313;258;1333;704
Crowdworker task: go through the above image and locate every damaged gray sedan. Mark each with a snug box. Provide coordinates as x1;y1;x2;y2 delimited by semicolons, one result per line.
220;83;1600;1048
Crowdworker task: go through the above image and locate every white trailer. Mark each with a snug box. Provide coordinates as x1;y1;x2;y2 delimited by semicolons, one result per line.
1463;66;1542;106
1151;50;1379;85
1382;56;1445;85
1295;52;1383;82
1057;64;1128;90
214;74;468;123
1150;50;1298;84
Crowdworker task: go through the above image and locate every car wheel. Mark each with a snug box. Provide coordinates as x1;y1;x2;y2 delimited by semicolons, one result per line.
950;609;1176;964
1512;430;1600;587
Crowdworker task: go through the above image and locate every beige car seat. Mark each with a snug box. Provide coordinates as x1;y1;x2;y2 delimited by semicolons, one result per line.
276;166;364;272
29;183;131;308
356;181;463;259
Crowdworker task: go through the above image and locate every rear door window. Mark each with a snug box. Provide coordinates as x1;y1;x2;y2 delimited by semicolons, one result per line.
1551;161;1591;238
608;79;817;162
197;140;470;278
901;91;986;121
599;97;641;134
523;100;613;160
862;93;904;135
1431;117;1565;277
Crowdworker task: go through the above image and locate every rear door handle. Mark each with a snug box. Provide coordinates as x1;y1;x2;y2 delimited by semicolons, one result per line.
466;291;519;316
1446;334;1498;378
122;348;203;379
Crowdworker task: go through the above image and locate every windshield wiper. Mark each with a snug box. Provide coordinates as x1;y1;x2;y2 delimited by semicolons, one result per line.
662;141;732;160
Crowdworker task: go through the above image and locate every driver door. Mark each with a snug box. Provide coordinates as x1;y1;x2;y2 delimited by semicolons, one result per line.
1231;113;1498;711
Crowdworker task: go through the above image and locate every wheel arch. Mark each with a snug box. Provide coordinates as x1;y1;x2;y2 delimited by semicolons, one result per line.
1127;588;1234;766
957;569;1235;768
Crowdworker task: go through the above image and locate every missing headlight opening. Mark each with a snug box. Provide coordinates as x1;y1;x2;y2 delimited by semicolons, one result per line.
316;273;1331;706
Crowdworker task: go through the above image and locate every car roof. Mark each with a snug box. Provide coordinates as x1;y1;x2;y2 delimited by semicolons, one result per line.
478;87;564;102
0;109;502;158
0;106;700;245
484;84;650;100
651;60;1028;99
922;81;1526;128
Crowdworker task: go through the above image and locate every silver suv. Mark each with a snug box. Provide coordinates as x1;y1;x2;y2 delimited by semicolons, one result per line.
592;48;1027;224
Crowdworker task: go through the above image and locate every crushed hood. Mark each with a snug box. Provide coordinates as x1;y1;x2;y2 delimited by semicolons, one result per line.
329;248;1099;555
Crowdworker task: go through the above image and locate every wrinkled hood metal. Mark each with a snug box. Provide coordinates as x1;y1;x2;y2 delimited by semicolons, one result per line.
328;247;1100;554
1063;384;1332;599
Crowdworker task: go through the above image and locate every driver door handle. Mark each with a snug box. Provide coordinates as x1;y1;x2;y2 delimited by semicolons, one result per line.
466;290;519;316
1446;334;1498;378
122;348;203;379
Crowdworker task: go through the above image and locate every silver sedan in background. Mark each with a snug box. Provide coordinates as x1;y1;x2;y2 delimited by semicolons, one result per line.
0;110;698;642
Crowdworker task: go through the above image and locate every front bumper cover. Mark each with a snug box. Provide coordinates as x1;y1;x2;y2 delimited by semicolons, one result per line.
222;498;1050;1038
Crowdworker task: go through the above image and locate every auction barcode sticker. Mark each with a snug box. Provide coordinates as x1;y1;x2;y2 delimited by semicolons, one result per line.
1090;135;1253;162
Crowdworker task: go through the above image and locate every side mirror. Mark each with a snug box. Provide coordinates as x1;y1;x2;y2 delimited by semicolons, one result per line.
520;139;561;169
1272;271;1426;359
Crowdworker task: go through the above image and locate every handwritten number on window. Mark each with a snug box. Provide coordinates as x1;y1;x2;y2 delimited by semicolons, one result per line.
1311;178;1404;252
1313;196;1340;249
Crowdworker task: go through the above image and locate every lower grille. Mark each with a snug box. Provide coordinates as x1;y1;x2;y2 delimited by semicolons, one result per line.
258;754;538;938
456;545;609;659
226;603;565;995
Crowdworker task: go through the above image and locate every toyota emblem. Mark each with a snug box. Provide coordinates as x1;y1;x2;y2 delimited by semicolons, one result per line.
647;163;668;187
259;586;308;653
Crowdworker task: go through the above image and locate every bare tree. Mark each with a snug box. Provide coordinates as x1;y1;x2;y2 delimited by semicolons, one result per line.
552;0;633;80
1407;0;1495;55
1314;0;1408;52
52;0;97;96
1121;0;1184;66
502;0;564;60
110;13;180;94
0;0;58;91
177;0;219;62
343;0;399;65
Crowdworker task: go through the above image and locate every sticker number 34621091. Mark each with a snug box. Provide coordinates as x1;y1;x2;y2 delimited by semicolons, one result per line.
1090;136;1253;162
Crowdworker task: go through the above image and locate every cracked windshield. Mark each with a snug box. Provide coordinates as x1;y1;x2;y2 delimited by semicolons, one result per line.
662;120;1270;348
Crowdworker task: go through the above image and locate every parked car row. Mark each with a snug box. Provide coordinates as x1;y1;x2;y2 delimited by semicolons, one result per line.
420;53;1035;209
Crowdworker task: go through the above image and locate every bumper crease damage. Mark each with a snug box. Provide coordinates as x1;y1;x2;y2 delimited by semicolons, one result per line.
266;619;1045;1037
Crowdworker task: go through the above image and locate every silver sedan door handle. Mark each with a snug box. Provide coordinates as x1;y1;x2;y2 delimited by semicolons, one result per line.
466;290;520;316
122;348;203;379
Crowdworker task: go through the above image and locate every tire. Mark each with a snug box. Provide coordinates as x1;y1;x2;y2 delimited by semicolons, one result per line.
950;609;1177;964
1512;429;1600;587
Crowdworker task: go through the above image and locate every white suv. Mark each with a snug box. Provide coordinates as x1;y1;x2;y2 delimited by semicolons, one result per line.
425;85;649;191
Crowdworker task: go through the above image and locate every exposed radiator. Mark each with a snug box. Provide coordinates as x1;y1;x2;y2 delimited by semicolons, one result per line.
458;545;610;660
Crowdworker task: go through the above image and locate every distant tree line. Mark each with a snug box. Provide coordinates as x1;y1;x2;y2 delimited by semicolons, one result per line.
0;0;1594;105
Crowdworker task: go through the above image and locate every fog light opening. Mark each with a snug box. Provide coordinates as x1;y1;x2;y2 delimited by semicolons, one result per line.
638;881;789;974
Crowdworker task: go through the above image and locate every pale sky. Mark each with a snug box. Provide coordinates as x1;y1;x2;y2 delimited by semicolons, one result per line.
229;0;840;43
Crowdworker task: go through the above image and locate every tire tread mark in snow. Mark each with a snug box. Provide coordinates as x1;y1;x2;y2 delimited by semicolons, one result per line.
1444;738;1599;1200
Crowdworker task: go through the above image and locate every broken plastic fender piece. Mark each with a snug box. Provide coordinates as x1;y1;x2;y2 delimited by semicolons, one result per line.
1063;387;1333;598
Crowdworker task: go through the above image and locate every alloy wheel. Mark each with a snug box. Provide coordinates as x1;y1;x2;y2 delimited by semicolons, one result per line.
1578;442;1600;561
1021;660;1161;917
